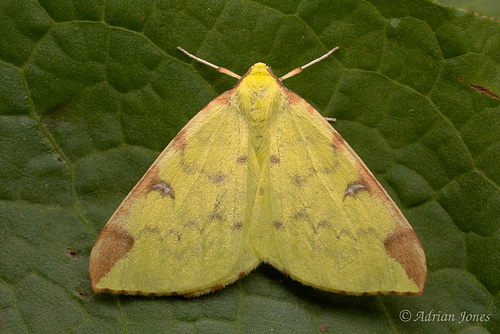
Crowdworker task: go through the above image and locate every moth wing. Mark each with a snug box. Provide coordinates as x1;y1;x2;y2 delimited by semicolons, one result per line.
251;89;426;295
89;92;260;296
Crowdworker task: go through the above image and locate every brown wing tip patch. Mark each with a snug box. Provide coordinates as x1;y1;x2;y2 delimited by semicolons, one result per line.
270;155;280;165
384;225;427;294
89;224;135;289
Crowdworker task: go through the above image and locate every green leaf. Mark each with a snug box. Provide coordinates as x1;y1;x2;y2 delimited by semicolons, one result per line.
437;0;500;20
1;0;498;333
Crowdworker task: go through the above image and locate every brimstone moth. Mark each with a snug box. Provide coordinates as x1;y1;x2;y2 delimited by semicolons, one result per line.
89;46;427;297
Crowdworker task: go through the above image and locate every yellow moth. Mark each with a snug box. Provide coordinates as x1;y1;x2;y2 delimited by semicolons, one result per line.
89;46;427;297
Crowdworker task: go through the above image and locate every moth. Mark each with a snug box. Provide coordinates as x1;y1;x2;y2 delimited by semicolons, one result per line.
89;46;426;297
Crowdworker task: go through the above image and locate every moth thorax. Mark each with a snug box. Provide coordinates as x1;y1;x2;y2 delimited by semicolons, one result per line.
247;100;273;168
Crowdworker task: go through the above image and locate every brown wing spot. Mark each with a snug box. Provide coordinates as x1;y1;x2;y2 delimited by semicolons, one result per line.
273;221;283;230
208;201;223;222
331;130;346;151
237;155;248;163
270;155;280;164
384;224;427;295
89;224;135;290
258;187;264;195
173;129;187;150
209;211;223;221
313;220;332;234
294;208;310;221
293;174;307;186
232;222;243;230
343;181;368;200
152;181;175;199
210;171;226;184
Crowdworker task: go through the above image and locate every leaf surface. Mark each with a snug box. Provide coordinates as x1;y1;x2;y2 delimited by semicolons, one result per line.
0;0;498;333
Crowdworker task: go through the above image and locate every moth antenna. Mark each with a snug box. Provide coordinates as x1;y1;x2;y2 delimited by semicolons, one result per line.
177;46;241;80
280;46;339;81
